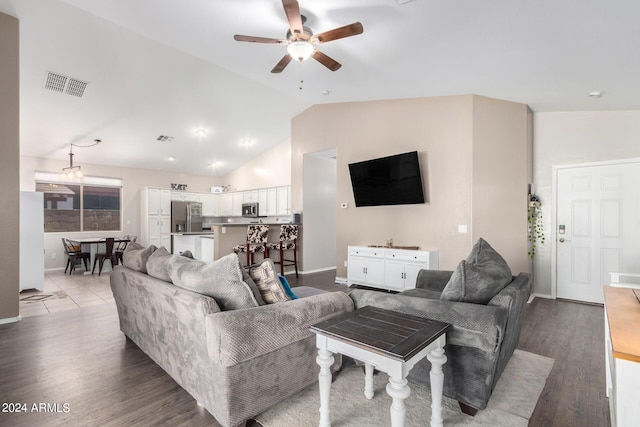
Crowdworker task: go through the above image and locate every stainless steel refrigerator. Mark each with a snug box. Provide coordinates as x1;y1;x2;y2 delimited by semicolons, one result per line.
171;201;203;233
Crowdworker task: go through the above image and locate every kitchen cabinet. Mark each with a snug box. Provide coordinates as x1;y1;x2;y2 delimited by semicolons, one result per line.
200;193;218;216
140;187;172;248
148;188;171;215
232;192;244;216
265;188;277;216
348;246;439;291
218;193;233;216
171;191;200;202
243;190;259;203
276;186;291;216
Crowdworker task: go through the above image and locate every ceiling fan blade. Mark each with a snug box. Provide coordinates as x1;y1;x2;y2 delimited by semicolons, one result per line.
234;34;286;44
312;22;364;44
311;50;342;72
282;0;304;37
271;54;293;73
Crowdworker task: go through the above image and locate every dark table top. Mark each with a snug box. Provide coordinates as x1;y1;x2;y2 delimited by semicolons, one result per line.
310;306;451;362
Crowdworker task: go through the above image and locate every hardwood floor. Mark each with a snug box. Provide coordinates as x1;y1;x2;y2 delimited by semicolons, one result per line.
0;270;610;426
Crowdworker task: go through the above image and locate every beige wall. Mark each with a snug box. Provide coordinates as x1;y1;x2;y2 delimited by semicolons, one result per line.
21;156;223;270
292;95;531;278
0;12;20;322
533;111;640;295
472;96;533;275
219;140;291;191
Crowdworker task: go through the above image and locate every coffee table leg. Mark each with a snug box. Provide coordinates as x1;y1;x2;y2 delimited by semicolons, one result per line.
317;349;335;427
386;376;411;427
427;346;447;427
364;363;374;399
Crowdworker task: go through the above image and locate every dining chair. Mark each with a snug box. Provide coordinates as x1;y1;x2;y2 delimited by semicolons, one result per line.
233;224;269;266
266;224;299;277
61;238;91;274
92;237;118;276
114;235;131;265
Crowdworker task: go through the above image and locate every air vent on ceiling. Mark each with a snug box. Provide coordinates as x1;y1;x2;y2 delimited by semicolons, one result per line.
156;135;175;143
43;71;89;98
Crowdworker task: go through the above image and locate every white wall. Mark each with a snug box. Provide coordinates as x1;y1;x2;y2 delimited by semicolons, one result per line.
21;156;223;269
220;140;291;191
533;110;640;295
302;151;337;273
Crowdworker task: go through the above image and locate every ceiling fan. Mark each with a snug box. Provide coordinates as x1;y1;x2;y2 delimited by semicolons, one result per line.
234;0;364;73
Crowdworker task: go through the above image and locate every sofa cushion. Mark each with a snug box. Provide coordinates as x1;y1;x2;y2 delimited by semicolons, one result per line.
441;238;512;304
248;258;291;304
168;253;259;311
123;242;157;273
146;246;174;282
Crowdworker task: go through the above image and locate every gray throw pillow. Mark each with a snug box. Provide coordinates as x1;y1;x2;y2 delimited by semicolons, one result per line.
441;238;512;304
168;253;259;311
248;258;291;304
123;242;157;273
241;264;266;306
146;246;174;282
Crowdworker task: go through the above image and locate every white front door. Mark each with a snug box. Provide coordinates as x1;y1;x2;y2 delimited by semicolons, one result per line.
556;161;640;303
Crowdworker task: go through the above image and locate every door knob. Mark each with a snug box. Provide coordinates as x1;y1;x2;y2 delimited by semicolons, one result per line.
559;238;570;243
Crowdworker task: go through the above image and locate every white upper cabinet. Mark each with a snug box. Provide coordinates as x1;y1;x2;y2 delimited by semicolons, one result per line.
200;193;218;216
276;186;291;215
148;188;171;215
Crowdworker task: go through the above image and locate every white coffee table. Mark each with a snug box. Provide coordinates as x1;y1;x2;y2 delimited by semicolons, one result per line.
310;306;451;427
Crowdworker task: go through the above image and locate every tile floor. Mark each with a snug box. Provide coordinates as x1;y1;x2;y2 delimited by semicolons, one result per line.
19;269;113;317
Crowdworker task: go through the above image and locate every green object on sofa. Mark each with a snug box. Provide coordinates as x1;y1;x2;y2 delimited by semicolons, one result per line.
348;239;531;415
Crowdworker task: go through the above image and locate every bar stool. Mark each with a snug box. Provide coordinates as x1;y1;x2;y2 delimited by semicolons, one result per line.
233;224;269;266
266;224;299;277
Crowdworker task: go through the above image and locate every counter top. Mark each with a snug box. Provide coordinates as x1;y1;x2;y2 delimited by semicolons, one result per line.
209;222;301;227
170;232;215;236
604;285;640;363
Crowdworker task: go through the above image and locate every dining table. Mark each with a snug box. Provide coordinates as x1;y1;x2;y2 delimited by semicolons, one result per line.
69;237;130;275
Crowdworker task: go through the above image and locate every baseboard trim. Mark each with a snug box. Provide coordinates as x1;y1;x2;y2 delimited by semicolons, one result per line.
0;315;22;325
532;293;555;300
297;266;337;275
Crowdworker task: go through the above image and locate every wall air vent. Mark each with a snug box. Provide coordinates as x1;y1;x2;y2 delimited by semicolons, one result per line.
43;71;89;98
156;135;175;143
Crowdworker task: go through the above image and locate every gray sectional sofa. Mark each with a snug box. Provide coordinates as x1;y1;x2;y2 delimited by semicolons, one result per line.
349;239;531;414
110;245;353;427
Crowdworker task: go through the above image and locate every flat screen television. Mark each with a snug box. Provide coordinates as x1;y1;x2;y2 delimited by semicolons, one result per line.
348;151;425;207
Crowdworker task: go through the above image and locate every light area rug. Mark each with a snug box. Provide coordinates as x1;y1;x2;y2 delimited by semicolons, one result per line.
254;349;554;427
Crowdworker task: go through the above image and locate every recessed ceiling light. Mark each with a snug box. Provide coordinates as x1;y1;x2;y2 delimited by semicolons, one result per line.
167;156;175;161
321;90;331;95
241;139;253;147
195;129;206;137
588;91;603;98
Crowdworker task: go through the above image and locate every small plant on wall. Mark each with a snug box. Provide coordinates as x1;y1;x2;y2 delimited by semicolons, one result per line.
528;194;545;259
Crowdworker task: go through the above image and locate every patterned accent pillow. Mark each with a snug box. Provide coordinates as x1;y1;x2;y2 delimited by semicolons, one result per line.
168;253;259;311
248;258;291;304
123;242;157;273
441;238;513;304
146;246;174;282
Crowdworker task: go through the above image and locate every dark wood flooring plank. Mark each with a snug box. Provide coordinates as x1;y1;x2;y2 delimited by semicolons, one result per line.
0;271;612;427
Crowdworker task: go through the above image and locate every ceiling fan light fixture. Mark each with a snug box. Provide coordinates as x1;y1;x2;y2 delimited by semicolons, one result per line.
287;41;314;62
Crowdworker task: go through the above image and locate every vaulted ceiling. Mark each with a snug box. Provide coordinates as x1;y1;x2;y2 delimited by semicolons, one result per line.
2;0;640;176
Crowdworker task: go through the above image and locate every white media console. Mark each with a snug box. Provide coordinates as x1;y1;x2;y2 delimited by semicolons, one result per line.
347;246;439;292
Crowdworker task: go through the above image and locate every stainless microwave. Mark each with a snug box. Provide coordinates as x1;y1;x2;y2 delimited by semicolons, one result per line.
241;202;259;218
